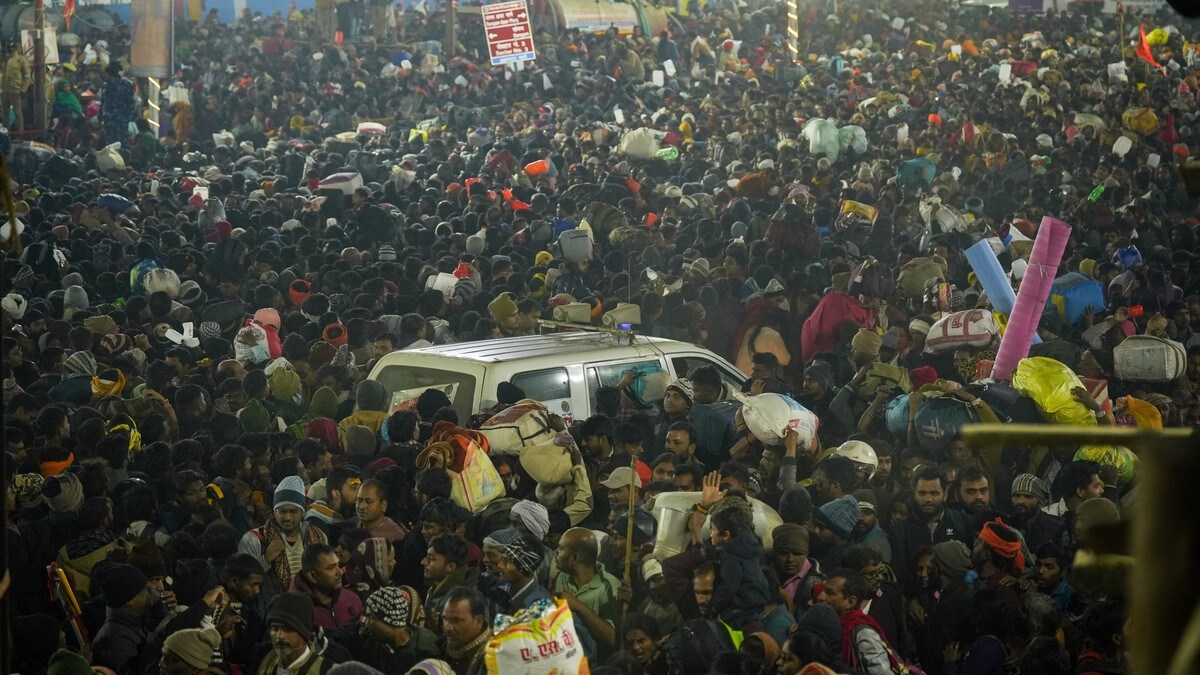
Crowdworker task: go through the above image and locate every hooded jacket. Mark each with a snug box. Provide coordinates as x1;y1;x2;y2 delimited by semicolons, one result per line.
712;530;771;622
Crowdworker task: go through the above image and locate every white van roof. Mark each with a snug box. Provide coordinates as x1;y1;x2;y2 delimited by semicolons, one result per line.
400;332;678;363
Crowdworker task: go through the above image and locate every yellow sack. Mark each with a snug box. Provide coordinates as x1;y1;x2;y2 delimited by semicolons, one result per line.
519;441;574;486
449;441;506;513
486;597;589;674
1122;107;1160;136
1011;357;1096;426
1075;444;1139;485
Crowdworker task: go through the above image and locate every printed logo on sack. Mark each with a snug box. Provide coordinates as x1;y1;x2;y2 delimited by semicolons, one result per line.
519;628;577;662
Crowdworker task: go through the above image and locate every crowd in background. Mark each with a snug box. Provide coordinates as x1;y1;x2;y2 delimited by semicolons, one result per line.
2;0;1199;673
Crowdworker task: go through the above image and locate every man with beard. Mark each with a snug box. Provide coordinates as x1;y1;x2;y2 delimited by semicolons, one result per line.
890;466;973;582
842;545;906;656
809;456;860;506
305;465;361;542
867;440;895;498
810;495;859;569
1010;474;1070;553
333;586;440;671
955;466;992;524
633;557;683;634
692;561;718;618
257;592;332;674
973;519;1029;625
848;490;891;563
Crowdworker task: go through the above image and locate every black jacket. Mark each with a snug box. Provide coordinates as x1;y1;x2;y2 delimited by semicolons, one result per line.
890;508;974;581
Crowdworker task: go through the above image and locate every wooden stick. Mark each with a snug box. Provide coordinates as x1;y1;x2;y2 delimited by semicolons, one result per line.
621;455;638;621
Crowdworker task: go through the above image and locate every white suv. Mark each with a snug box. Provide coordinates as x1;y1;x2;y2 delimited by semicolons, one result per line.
367;332;745;423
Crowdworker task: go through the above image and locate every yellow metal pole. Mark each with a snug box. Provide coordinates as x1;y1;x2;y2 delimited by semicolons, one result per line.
961;423;1199;675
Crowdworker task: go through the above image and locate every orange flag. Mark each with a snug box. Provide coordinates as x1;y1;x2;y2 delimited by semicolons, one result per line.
1136;24;1164;72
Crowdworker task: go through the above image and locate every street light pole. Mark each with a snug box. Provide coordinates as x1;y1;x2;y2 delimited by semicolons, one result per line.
33;0;46;131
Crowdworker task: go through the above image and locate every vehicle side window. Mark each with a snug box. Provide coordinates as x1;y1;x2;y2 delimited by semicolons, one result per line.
671;356;745;389
511;368;571;403
586;359;663;414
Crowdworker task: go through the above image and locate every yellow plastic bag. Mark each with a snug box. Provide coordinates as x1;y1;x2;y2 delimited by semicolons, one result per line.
486;598;589;674
1011;357;1096;426
1075;444;1139;485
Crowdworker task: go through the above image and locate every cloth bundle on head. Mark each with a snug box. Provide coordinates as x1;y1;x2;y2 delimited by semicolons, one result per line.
83;315;117;336
254;308;281;330
1010;473;1050;505
91;369;126;398
45;473;84;512
979;519;1025;573
815;495;859;539
98;563;148;607
274;476;307;511
932;540;971;578
641;557;664;581
14;473;45;508
510;500;551;540
269;367;301;400
238;399;272;433
909;366;938;390
63;351;98;378
309;386;339;420
851;329;882;358
163;627;221;670
366;585;419;628
771;523;809;555
63;285;88;316
266;592;315;642
488;293;518;323
665;378;694;407
908;318;931;336
323;322;349;347
2;292;27;319
179;280;206;307
483;527;543;577
290;279;313;307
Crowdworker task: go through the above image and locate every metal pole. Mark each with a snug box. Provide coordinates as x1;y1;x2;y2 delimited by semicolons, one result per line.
33;0;46;131
445;0;457;58
960;423;1200;675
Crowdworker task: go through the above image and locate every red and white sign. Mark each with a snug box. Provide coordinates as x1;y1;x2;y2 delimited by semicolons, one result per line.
482;0;536;66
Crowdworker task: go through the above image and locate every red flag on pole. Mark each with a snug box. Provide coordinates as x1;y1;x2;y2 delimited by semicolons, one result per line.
1136;24;1164;71
63;0;76;30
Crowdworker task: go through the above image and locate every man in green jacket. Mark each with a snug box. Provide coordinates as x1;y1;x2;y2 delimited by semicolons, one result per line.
1;41;31;131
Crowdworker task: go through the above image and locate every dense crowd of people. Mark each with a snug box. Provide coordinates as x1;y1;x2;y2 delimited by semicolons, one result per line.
2;0;1198;673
